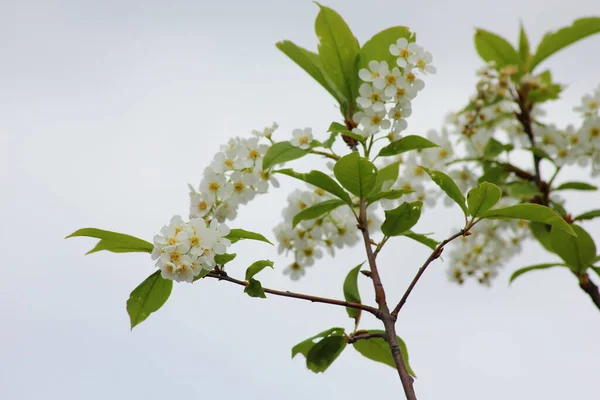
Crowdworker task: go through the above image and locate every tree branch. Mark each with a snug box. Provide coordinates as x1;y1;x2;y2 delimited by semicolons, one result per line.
202;272;379;316
391;229;469;318
579;273;600;311
358;199;417;400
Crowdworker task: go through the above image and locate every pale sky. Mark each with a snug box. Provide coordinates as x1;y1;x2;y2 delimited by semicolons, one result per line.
2;0;600;399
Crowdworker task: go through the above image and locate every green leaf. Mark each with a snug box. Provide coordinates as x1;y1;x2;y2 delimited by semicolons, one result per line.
467;182;502;217
484;138;512;158
481;204;575;236
574;209;600;222
554;181;597;191
402;231;439;250
276;40;345;104
322;131;338;149
549;224;596;272
333;152;378;198
591;266;600;279
507;181;542;199
478;163;510;185
66;228;153;254
343;263;364;322
381;201;423;236
214;252;237;265
314;3;360;113
421;167;468;217
292;327;345;358
531;17;600;70
530;222;554;252
358;26;415;72
352;330;416;377
226;229;273;245
262;141;309;170
126;271;173;329
306;335;347;373
528;70;563;104
367;189;413;204
377;135;438;157
244;279;267;298
518;22;531;71
474;28;519;68
374;161;400;190
245;260;275;281
509;263;567;284
293;199;346;227
276;168;352;204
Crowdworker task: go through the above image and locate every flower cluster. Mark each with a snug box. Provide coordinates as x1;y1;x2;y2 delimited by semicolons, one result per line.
273;187;380;280
188;128;278;223
151;216;231;282
352;38;435;140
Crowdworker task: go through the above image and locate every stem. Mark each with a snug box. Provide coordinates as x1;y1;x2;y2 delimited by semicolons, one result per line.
309;149;340;161
202;272;379;316
579;273;600;311
347;331;386;344
391;228;471;318
358;199;417;400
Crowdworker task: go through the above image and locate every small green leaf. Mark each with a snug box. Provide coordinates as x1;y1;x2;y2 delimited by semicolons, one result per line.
377;135;438;157
402;231;439;250
549;224;596;272
126;271;173;329
381;201;423;236
244;279;267;298
66;228;153;254
484;138;512;158
306;335;347;373
554;181;597;191
322;131;338;148
276;40;345;104
352;330;416;377
531;17;600;70
507;181;542;199
374;161;400;190
226;229;273;245
509;263;567;284
214;252;237;265
333;152;378;198
343;263;364;322
367;189;413;204
467;182;502;217
262;141;309;170
574;209;600;222
530;222;554;252
292;327;345;359
276;168;352;204
245;260;275;281
518;22;531;71
358;26;415;72
314;3;360;114
293;199;346;227
421;167;468;217
591;266;600;279
474;28;519;68
481;204;575;236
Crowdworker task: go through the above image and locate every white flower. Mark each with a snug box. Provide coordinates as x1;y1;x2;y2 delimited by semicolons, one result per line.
388;102;412;134
409;48;436;75
283;262;306;281
359;107;391;133
358;60;389;82
290;128;313;149
403;67;425;91
373;66;403;94
389;38;421;68
578;116;600;148
574;93;600;116
252;122;279;139
390;77;418;101
357;83;387;112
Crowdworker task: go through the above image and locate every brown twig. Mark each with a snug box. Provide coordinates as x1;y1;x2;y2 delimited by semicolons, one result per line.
309;149;340;161
347;331;387;344
358;199;417;400
391;228;470;318
579;273;600;311
202;272;379;316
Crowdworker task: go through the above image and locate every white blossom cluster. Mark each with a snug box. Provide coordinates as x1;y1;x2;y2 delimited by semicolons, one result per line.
352;38;436;140
273;187;381;279
152;124;279;282
188;125;279;223
151;216;231;282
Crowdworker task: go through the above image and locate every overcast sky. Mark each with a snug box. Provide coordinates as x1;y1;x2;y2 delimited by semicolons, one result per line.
2;0;600;399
